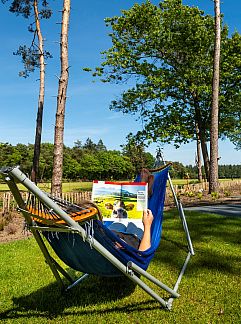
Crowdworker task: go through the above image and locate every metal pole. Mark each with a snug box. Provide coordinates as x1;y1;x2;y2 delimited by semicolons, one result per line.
8;167;86;232
65;273;89;291
158;153;194;255
167;252;191;309
127;261;180;298
167;173;179;210
178;201;195;256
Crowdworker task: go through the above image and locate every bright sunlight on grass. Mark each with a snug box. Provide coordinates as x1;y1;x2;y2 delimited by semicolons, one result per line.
0;210;240;323
0;181;94;192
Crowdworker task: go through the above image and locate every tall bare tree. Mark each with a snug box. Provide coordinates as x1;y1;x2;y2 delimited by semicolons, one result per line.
51;0;71;196
209;0;221;193
1;0;52;183
31;0;46;183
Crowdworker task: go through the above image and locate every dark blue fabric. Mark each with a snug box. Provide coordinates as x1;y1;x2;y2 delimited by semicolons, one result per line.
43;167;169;276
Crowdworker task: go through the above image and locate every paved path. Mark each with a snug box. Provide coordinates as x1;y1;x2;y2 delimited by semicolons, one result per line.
185;202;241;218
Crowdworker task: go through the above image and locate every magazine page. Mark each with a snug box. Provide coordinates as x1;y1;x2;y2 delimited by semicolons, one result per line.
92;181;148;222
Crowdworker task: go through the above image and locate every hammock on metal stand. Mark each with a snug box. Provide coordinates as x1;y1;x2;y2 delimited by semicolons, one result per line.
0;164;194;310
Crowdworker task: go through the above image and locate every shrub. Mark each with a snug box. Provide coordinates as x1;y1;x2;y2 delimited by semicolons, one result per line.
196;192;203;200
224;190;231;197
186;191;195;197
211;191;219;200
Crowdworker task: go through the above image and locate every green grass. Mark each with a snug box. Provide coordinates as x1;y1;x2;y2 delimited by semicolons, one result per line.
0;210;240;323
0;181;93;193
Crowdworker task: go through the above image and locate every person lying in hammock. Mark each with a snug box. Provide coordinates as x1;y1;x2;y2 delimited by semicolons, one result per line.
79;201;154;251
108;209;154;251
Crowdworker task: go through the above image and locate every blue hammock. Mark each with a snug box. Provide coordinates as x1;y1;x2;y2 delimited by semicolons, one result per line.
1;165;194;309
43;167;169;276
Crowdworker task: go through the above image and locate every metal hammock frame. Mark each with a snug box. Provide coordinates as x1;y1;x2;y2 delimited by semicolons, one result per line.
0;166;194;310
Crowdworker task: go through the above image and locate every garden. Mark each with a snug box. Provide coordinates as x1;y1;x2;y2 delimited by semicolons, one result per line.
0;210;240;323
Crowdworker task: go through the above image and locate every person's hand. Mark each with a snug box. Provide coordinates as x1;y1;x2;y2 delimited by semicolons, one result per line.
142;209;153;228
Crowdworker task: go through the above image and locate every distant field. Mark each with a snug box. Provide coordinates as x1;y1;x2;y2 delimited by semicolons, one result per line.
0;178;240;192
0;181;93;192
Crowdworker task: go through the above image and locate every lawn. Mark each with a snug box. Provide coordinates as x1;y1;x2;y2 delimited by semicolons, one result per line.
0;210;240;323
0;181;93;192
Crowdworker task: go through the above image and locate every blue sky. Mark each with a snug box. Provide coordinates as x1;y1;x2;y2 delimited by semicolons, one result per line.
0;0;240;165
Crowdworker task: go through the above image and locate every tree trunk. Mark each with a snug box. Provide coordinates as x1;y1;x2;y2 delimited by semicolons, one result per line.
194;98;210;181
195;124;203;182
51;0;71;196
30;0;45;184
209;0;221;193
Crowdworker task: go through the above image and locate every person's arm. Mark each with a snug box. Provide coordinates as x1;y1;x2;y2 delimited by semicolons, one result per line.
138;209;154;251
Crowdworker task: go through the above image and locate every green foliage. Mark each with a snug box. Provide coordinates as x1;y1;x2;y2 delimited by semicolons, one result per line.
196;191;203;200
228;128;241;150
185;190;195;197
1;0;53;77
89;0;241;150
183;164;241;179
7;0;52;19
0;140;145;181
169;161;188;179
224;190;231;197
218;164;241;178
211;191;219;200
1;141;241;183
13;45;52;78
121;133;155;174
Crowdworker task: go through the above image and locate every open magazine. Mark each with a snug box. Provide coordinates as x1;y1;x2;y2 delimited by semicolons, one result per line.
92;180;148;222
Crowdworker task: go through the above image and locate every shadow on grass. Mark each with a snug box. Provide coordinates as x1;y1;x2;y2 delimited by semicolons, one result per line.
0;300;159;321
189;249;241;275
0;276;160;320
1;210;240;321
163;211;241;240
163;210;241;248
155;210;241;276
186;213;240;242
